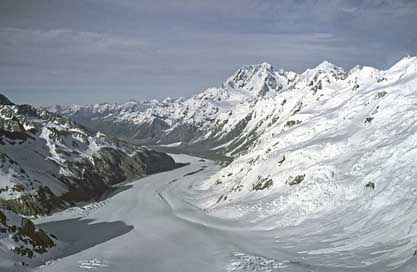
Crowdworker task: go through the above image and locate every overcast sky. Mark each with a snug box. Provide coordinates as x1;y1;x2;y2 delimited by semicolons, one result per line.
1;0;416;106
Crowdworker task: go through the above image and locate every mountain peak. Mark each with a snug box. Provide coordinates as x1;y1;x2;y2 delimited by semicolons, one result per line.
225;62;276;90
312;60;345;73
302;60;346;82
388;55;417;73
258;62;273;70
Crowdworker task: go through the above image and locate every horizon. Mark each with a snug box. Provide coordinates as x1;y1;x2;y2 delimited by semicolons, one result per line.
2;55;413;107
1;0;416;106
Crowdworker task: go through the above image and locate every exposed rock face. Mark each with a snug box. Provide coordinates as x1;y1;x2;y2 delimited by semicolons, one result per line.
0;208;55;259
0;95;182;216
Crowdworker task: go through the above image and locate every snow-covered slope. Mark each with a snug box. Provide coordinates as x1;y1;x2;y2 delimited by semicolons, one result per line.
175;56;417;268
0;95;182;216
198;56;417;217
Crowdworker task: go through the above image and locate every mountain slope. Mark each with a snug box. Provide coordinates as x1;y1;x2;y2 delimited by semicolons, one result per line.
0;95;182;216
0;208;56;269
196;56;417;215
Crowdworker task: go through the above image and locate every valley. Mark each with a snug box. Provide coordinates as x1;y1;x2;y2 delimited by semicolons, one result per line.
27;155;417;272
2;56;417;271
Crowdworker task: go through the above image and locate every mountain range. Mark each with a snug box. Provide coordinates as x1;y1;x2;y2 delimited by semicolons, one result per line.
52;56;417;225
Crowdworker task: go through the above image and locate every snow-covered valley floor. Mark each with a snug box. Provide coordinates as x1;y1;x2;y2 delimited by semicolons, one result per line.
30;154;417;272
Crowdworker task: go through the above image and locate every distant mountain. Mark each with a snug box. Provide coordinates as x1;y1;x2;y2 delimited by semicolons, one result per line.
45;60;377;162
0;94;182;216
49;62;299;160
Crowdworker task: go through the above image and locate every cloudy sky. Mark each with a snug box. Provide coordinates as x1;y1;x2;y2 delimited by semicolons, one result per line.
1;0;416;106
